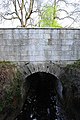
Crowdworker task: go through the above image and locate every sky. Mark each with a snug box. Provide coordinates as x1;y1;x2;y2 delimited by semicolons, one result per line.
0;0;80;28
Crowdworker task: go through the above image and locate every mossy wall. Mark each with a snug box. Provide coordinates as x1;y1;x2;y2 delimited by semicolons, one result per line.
60;60;80;120
0;61;23;120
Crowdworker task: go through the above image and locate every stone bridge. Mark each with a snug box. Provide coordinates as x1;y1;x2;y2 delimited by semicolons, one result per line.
0;28;80;78
0;28;80;120
0;28;80;96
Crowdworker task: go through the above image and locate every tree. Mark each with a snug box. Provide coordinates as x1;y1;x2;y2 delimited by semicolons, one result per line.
0;0;80;28
38;0;80;28
53;0;80;28
0;0;34;27
39;4;62;28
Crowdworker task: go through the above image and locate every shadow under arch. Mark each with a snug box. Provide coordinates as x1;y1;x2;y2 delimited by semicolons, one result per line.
15;72;64;120
24;72;63;100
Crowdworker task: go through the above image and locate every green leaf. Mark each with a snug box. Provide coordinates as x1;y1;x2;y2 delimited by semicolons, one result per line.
39;5;62;28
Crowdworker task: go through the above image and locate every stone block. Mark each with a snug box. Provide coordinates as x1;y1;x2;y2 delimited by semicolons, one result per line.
62;39;74;45
62;45;72;51
43;33;50;39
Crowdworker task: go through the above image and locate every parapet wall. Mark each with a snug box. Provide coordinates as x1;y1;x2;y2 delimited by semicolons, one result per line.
0;28;80;63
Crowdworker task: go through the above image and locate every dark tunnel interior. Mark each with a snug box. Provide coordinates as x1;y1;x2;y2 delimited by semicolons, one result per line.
26;72;57;108
15;72;62;120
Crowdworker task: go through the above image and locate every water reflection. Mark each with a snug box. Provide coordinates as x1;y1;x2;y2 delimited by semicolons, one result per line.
15;90;57;120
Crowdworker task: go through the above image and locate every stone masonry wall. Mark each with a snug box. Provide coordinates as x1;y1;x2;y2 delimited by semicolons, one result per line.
0;28;80;63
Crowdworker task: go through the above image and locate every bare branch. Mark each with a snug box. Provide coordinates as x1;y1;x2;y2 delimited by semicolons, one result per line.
17;0;21;9
20;0;24;26
25;0;34;26
0;14;18;20
4;12;16;16
67;16;79;28
56;16;75;20
58;9;69;14
13;0;21;23
56;0;68;6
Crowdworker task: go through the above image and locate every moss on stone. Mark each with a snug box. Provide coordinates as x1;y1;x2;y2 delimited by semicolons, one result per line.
0;61;22;113
60;60;80;119
66;59;80;69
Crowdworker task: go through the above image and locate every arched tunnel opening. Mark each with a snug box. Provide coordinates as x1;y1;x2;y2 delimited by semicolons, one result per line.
15;72;64;120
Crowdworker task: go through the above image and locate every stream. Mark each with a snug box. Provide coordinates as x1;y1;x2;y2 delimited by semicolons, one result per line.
15;88;66;120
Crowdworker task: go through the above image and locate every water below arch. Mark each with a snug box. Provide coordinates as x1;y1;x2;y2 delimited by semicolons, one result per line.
15;72;67;120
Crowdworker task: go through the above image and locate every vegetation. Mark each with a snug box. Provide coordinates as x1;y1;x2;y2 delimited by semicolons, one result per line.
0;0;80;27
0;0;34;27
0;61;22;112
39;5;62;28
60;60;80;119
66;60;80;69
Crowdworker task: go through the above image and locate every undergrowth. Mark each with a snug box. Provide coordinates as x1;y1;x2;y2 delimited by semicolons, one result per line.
0;61;22;112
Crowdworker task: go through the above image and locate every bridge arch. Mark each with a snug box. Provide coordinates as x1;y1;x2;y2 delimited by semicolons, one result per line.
17;62;65;120
21;62;64;106
22;62;64;79
15;61;80;120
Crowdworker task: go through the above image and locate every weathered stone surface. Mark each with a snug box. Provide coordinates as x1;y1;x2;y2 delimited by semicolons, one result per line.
22;62;63;78
0;28;80;63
